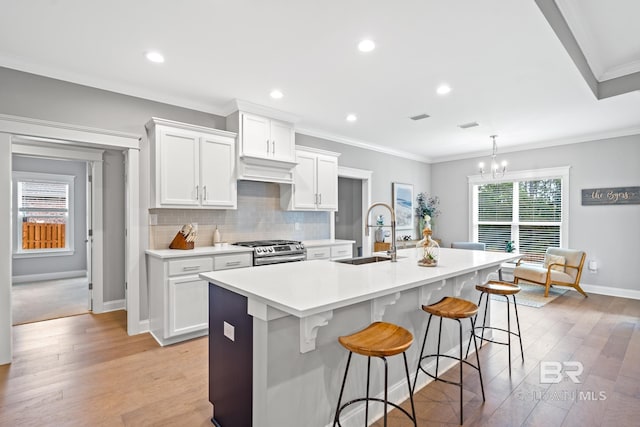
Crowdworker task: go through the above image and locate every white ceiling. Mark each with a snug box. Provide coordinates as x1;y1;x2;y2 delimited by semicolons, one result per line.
1;0;639;163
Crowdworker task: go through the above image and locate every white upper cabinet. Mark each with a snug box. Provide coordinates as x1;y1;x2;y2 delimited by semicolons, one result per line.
281;146;340;211
225;100;299;184
147;118;237;209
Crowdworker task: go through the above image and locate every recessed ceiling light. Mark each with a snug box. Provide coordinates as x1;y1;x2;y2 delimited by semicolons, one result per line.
146;51;165;63
270;89;283;99
436;84;451;95
346;114;358;122
357;39;375;52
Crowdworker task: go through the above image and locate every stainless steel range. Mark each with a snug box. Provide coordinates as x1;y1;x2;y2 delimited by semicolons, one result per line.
234;240;306;266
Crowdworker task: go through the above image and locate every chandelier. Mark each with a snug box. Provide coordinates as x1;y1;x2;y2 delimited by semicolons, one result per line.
478;135;507;178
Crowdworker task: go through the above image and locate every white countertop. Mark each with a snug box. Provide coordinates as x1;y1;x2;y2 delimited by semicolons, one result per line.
200;247;518;318
302;239;355;247
145;245;253;259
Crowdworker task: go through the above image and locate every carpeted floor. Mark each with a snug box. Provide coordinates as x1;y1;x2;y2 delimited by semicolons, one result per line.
12;277;89;325
490;282;568;307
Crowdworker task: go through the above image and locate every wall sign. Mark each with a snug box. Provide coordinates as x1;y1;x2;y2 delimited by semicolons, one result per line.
581;186;640;205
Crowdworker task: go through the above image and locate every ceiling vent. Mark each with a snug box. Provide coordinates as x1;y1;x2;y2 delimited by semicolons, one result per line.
458;121;479;129
409;113;430;121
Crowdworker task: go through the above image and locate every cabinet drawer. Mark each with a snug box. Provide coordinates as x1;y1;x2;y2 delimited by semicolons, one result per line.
331;244;353;260
214;253;252;270
168;257;214;276
306;247;330;260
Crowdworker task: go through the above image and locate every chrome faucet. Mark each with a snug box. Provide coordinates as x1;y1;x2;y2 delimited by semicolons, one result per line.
365;202;397;262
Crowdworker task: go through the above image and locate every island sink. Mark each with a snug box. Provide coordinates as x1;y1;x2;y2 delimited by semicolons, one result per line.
334;255;392;265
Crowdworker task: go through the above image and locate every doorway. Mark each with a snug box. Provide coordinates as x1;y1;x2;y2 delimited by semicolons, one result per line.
10;145;101;325
335;167;372;257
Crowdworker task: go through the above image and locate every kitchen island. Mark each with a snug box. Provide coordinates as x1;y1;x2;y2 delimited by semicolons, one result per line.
201;247;518;427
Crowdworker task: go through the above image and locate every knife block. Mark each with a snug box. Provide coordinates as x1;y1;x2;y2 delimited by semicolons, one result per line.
169;232;194;250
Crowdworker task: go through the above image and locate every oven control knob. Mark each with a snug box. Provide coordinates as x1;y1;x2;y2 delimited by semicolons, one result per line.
268;247;275;253
296;245;301;249
256;248;263;253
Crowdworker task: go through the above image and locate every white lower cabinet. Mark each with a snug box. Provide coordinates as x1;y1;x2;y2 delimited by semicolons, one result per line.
168;275;208;336
147;251;252;346
305;242;354;261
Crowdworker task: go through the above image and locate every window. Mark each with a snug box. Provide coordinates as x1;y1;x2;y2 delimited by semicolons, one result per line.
13;171;75;256
469;167;569;263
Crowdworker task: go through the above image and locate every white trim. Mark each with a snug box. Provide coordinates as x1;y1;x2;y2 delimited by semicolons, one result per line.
102;299;126;313
0;113;140;150
137;319;150;334
296;127;431;164
0;135;13;365
337;166;373;257
579;283;640;300
468;166;571;249
220;99;301;123
12;139;104;161
12;270;86;284
91;160;105;313
12;171;76;255
125;149;142;335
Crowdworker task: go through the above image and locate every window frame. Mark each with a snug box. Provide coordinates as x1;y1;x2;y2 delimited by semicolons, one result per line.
12;171;76;258
468;166;570;261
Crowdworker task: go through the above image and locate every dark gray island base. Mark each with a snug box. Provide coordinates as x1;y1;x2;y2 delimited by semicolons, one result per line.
209;284;253;426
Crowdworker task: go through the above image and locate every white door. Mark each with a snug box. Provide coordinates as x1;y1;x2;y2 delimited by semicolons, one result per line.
168;276;208;337
316;154;338;210
86;162;93;310
159;129;200;206
241;113;270;158
200;135;236;208
269;119;295;162
293;152;317;209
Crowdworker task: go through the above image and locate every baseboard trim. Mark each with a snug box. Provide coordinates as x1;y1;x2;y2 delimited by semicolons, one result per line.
138;320;150;334
12;270;87;284
101;299;125;313
580;283;640;300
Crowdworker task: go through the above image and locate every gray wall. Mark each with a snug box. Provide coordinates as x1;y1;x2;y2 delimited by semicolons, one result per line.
12;155;87;277
431;134;640;291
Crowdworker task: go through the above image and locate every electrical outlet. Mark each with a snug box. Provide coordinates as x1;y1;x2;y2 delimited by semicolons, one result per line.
295;222;301;231
223;321;235;341
149;214;158;226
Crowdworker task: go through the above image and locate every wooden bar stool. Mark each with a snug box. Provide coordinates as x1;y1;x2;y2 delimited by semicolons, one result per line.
466;280;524;373
413;297;485;425
333;321;416;427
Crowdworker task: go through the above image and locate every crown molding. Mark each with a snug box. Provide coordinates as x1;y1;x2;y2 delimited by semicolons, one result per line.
295;126;432;164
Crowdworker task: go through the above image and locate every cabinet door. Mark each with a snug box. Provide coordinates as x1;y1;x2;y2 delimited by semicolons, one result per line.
331;244;353;260
270;119;295;162
293;151;317;209
306;246;330;260
168;276;208;337
241;113;270;158
200;135;237;208
316;154;338;210
159;129;200;206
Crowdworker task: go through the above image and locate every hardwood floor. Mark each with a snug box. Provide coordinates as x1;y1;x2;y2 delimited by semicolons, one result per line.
1;290;638;426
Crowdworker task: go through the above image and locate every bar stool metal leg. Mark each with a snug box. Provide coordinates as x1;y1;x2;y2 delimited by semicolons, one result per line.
513;295;524;361
333;352;353;427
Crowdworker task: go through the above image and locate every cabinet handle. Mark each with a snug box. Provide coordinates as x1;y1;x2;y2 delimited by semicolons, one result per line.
203;185;207;201
266;139;270;154
272;140;275;155
183;266;201;271
314;253;325;257
319;193;322;205
225;261;241;266
195;185;199;200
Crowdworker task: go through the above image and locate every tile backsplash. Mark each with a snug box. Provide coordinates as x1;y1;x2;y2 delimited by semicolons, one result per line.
149;181;330;249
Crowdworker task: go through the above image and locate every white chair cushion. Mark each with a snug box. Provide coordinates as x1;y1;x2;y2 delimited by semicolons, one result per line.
514;264;574;285
544;254;566;272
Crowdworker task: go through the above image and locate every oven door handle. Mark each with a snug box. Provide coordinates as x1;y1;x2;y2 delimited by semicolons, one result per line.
254;254;306;265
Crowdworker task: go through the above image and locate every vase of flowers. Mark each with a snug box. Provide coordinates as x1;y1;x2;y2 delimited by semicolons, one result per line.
415;193;440;234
